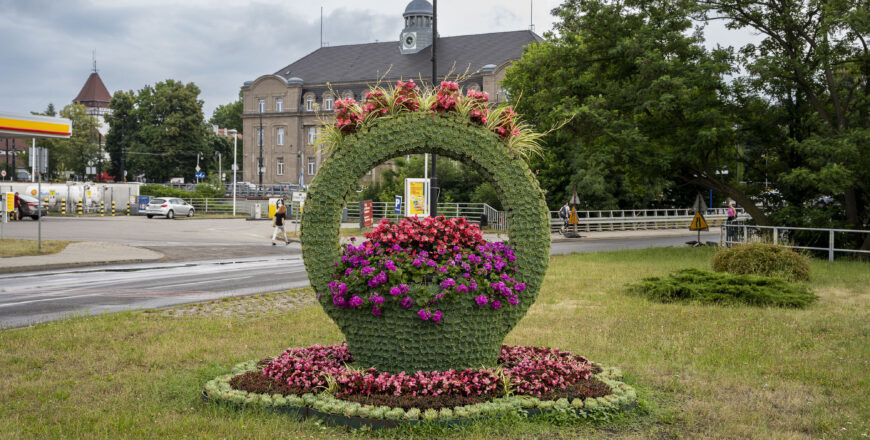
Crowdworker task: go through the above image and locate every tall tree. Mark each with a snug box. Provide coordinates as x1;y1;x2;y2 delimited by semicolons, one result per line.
104;91;138;181
209;91;243;133
697;0;869;243
503;0;769;222
108;79;208;182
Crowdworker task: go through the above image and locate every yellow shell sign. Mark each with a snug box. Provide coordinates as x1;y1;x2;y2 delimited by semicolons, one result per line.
0;112;72;139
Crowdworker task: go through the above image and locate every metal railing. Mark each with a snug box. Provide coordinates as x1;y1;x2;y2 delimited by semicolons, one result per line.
721;222;870;261
345;202;500;229
549;208;747;233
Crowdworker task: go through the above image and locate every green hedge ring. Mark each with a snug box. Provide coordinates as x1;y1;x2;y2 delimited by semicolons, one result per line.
301;111;551;373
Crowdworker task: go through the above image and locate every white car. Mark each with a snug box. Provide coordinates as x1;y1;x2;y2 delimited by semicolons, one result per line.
145;198;194;219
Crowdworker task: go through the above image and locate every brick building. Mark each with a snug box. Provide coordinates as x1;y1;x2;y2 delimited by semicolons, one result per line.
240;0;540;186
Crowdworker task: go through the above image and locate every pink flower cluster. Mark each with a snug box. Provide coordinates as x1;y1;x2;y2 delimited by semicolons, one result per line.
361;89;389;117
262;343;353;392
430;80;461;113
393;79;420;112
334;97;362;135
331;79;522;140
466;89;490;124
499;345;593;396
365;216;485;255
494;106;520;140
262;344;594;398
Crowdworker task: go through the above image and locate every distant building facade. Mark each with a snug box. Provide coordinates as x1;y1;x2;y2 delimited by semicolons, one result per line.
241;0;540;186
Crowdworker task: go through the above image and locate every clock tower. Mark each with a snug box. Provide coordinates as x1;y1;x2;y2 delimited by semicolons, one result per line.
399;0;433;55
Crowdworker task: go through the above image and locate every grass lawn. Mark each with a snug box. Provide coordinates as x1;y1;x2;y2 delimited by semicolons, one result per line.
0;238;71;258
0;247;867;438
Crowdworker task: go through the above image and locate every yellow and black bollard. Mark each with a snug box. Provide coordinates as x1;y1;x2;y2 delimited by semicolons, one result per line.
126;201;131;216
77;198;83;215
100;201;104;217
111;201;116;216
61;198;66;215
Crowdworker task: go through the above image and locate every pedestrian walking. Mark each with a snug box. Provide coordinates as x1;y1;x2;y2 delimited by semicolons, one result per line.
558;201;570;233
725;201;737;246
271;200;289;245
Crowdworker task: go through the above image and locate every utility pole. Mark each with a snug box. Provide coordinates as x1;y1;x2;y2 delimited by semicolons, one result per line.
229;129;238;216
258;107;264;188
97;132;103;182
429;0;439;217
121;124;126;182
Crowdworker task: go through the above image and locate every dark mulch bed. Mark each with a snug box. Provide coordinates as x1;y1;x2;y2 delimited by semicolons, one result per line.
229;371;307;396
230;362;612;411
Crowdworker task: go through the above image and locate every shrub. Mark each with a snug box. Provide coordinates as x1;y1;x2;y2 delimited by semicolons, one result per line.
139;184;188;198
712;242;811;281
627;268;817;308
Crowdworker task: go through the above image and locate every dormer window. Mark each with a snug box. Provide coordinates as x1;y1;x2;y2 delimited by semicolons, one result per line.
258;98;265;113
275;98;283;112
306;96;314;111
324;96;334;111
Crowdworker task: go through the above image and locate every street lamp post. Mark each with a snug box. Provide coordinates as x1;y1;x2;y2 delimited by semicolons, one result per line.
258;107;264;190
429;0;439;216
215;151;222;185
196;152;203;183
228;129;238;216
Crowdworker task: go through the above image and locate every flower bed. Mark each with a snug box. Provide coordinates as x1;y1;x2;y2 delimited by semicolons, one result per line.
203;344;638;427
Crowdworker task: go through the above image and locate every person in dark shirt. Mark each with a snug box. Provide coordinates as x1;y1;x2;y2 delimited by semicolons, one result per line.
271;201;289;245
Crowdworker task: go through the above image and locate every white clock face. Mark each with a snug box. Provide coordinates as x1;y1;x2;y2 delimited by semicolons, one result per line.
403;32;416;49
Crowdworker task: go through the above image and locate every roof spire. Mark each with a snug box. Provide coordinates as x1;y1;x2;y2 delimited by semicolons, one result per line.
92;49;98;73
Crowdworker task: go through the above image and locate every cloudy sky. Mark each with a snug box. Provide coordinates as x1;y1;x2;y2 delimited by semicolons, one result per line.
0;0;759;120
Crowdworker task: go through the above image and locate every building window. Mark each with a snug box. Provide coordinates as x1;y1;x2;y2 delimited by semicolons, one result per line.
306;96;314;111
324;96;334;111
307;127;317;144
258;98;265;113
308;158;316;175
276;127;284;146
277;158;284;176
275;98;283;112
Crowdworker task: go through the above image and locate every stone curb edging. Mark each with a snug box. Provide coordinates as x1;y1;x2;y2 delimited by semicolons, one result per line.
202;359;639;429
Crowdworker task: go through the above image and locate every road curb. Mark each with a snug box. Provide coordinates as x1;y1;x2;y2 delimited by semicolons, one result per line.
0;256;168;274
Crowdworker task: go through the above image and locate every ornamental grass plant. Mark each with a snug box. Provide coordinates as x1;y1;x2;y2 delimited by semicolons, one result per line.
712;242;811;281
628;268;817;308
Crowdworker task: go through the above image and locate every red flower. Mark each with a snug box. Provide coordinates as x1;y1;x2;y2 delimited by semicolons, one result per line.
430;81;461;113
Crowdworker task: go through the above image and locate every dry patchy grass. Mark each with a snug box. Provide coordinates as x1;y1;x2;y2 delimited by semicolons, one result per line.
0;238;71;258
0;247;867;439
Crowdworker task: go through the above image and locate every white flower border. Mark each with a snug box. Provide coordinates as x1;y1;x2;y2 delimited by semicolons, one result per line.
203;359;638;424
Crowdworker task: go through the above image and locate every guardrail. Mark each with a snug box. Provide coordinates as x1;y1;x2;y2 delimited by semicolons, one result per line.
721;222;870;261
345;202;500;229
549;208;747;233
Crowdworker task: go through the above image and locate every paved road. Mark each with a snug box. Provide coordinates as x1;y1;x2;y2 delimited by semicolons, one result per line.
0;255;309;328
1;216;719;328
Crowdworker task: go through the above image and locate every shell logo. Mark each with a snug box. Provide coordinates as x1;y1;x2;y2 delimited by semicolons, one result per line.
31;189;37;196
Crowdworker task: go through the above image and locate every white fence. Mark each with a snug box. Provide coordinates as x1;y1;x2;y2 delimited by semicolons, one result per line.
721;222;870;262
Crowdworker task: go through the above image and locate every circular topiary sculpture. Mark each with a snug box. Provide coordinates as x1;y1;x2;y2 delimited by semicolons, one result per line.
302;97;550;373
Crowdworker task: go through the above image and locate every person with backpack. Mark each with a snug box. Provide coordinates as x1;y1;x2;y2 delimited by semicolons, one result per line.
558;201;570;233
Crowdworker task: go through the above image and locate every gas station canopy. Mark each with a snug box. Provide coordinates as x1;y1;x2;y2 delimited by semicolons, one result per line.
0;111;72;139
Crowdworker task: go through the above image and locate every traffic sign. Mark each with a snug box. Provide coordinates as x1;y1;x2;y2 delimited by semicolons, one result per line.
394;195;402;214
195;171;205;179
569;189;581;205
195;166;201;172
0;170;6;177
689;212;709;231
568;206;579;224
693;193;707;213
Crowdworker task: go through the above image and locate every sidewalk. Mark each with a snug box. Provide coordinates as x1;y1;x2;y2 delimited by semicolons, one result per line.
0;241;164;273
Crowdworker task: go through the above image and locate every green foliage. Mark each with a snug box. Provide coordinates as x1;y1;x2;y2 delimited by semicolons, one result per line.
209;92;243;134
32;103;100;179
628;268;817;308
301;111;551;372
712;243;811;282
503;0;762;214
361;156;503;209
106;80;209;183
696;0;869;243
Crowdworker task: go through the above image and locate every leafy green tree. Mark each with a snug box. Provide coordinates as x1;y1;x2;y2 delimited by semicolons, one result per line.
697;0;869;245
209;91;243;133
104;91;138;181
107;79;208;182
503;0;768;222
